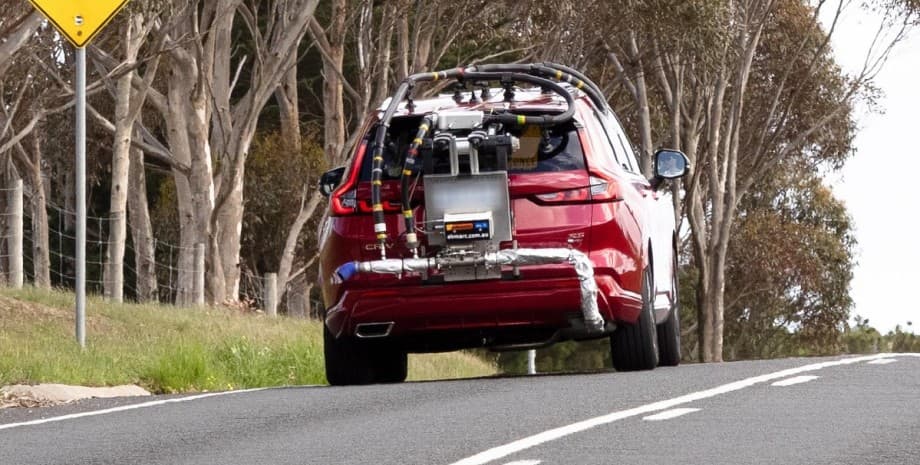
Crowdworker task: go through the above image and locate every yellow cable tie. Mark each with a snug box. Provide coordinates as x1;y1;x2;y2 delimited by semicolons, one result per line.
432;72;439;81
377;233;387;240
372;180;382;186
403;210;413;218
413;138;423;145
555;70;563;80
576;80;584;89
420;124;429;131
517;115;527;125
373;204;384;212
403;169;413;176
373;156;383;161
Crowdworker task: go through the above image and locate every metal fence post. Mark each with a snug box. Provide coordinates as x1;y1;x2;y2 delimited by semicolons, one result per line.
194;243;206;306
264;272;278;317
9;179;23;289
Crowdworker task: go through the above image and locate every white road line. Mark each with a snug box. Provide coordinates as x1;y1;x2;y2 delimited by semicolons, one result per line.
867;358;898;365
502;461;541;465
447;353;920;465
642;407;700;421
0;388;270;431
771;375;819;387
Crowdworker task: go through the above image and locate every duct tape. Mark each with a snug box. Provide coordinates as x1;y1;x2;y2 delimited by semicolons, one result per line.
374;223;387;233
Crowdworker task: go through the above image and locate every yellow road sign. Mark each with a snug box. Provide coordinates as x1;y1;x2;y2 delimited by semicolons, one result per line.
29;0;130;48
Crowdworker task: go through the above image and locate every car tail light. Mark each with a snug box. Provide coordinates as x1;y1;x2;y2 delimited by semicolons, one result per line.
535;187;591;204
588;174;620;202
357;200;402;214
532;175;620;205
330;143;366;216
332;189;358;215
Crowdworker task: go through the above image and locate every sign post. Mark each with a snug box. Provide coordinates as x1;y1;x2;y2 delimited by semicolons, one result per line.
75;46;86;348
29;0;130;348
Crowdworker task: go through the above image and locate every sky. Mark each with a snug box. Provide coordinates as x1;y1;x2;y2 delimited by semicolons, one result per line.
825;6;920;334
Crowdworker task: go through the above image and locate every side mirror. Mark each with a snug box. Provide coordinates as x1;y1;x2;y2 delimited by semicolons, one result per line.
652;149;689;188
318;166;346;198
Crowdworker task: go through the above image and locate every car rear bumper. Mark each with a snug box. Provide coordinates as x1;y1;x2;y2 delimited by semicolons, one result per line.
325;272;642;341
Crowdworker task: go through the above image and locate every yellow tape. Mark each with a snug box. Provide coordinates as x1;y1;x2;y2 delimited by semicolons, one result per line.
555;70;563;80
432;72;439;81
403;210;413;218
576;80;584;89
373;204;384;212
413;138;423;145
372;180;382;186
420;124;429;131
373;156;383;161
517;115;527;125
403;169;413;176
377;233;387;240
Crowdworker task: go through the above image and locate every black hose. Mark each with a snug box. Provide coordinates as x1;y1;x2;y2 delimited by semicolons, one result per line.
538;62;607;107
469;63;608;113
400;115;435;254
369;65;593;258
369;82;414;258
459;71;576;126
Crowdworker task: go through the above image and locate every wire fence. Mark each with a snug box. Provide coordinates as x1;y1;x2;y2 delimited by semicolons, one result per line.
0;184;317;316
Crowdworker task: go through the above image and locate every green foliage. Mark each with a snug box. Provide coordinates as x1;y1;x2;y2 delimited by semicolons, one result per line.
145;342;214;393
843;316;883;354
886;324;920;352
242;130;327;274
841;317;920;354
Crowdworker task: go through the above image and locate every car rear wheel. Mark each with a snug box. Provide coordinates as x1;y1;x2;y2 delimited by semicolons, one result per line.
373;349;408;384
656;259;681;367
324;324;407;386
610;267;659;371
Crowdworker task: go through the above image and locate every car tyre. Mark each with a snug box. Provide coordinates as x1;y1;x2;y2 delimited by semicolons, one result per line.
611;267;659;371
324;324;375;386
373;349;408;384
656;258;681;367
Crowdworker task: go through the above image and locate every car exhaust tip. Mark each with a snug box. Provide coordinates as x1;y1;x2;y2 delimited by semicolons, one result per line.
355;322;395;338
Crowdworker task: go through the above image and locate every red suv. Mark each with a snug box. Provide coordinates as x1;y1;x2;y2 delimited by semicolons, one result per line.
317;63;688;385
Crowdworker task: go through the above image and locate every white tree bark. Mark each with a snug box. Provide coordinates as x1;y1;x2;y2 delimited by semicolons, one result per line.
0;11;42;78
127;137;157;302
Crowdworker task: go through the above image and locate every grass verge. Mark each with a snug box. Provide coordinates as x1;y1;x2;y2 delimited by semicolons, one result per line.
0;287;497;393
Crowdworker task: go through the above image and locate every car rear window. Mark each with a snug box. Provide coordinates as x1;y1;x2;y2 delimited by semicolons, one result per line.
358;118;585;181
506;122;585;173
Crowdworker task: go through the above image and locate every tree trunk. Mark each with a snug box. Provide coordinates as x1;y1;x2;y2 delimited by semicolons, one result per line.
26;135;50;288
628;34;654;177
164;52;211;305
314;0;347;164
63;169;75;232
103;71;134;302
276;190;323;302
128;134;156;302
396;5;409;82
710;244;729;362
0;11;42;77
104;17;149;302
275;58;302;152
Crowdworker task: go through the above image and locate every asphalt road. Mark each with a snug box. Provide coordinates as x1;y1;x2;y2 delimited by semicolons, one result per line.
1;353;918;465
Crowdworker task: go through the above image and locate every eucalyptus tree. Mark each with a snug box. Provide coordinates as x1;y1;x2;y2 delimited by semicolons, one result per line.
114;0;320;304
598;0;915;362
98;4;163;302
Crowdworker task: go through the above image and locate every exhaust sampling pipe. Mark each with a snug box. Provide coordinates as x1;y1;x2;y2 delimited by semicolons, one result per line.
334;248;605;333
